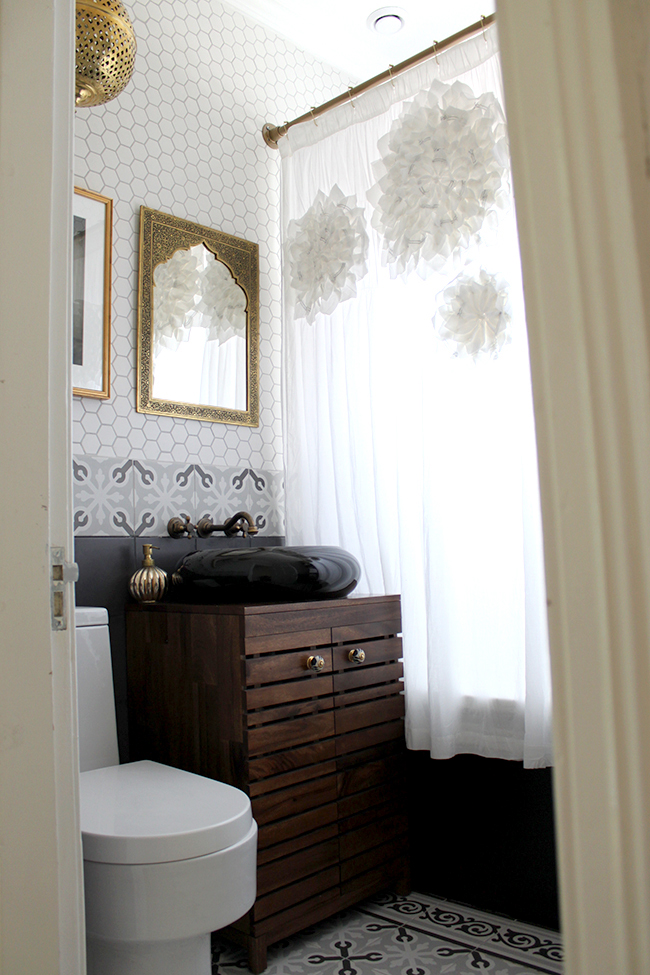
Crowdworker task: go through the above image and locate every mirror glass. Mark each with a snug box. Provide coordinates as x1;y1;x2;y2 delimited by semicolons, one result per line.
152;244;247;411
137;207;259;426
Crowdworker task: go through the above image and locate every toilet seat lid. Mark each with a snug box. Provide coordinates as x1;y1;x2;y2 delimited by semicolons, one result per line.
80;761;253;864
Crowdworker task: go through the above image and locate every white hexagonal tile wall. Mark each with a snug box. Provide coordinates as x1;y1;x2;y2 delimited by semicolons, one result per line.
73;0;348;535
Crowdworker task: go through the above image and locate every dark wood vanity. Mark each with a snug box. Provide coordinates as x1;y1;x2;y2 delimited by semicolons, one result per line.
126;594;410;972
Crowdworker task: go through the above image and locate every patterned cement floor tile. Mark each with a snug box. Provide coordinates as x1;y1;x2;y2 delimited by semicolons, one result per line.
212;892;563;975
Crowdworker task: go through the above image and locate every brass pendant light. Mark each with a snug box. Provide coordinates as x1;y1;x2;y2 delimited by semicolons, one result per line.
75;0;136;108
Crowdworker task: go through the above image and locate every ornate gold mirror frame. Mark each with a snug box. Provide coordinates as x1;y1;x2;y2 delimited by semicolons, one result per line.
137;207;259;426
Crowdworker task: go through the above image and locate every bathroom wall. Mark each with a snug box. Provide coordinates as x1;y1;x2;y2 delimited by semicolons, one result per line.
73;0;349;541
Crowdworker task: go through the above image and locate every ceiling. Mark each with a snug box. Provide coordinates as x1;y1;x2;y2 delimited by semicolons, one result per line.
222;0;496;81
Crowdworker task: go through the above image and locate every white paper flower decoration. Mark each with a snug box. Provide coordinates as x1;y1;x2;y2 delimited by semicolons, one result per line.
434;269;511;359
153;247;202;351
368;80;509;278
153;244;246;353
199;258;247;344
286;184;369;324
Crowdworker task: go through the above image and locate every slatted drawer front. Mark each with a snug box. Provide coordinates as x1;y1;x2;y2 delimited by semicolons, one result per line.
249;757;337;798
257;802;339;850
252;773;338;826
253;866;340;921
337;754;405;798
246;647;334;719
331;603;401;646
246;647;333;686
244;626;332;655
246;676;334;712
254;887;342;940
246;696;333;729
257;822;339;866
338;797;397;836
333;637;403;723
336;718;405;756
333;660;403;696
338;781;403;824
334;694;405;737
247;711;335;756
332;636;402;675
248;739;336;782
256;838;340;897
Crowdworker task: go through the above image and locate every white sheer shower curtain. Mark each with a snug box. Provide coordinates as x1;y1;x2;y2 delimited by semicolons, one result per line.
281;25;552;768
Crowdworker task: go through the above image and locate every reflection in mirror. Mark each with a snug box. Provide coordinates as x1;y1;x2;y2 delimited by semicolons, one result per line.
137;207;259;426
152;244;247;411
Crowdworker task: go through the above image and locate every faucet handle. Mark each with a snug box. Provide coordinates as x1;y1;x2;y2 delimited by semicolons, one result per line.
195;516;215;538
167;515;194;538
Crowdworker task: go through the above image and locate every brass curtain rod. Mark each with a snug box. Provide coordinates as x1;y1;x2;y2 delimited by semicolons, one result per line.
262;12;496;148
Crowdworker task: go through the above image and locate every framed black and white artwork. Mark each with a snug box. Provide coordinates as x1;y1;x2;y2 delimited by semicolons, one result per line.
73;187;112;398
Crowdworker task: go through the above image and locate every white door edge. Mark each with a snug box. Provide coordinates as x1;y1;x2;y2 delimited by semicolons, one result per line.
0;0;84;970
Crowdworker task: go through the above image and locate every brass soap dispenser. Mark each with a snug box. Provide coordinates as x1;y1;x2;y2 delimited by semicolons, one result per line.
129;544;168;604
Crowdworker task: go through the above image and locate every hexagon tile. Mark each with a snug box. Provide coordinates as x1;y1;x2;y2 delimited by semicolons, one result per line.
73;0;350;536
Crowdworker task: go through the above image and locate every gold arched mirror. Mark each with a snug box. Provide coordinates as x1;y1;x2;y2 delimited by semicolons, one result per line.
137;207;259;425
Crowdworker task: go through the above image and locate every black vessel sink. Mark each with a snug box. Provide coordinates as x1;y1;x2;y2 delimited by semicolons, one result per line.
172;545;361;601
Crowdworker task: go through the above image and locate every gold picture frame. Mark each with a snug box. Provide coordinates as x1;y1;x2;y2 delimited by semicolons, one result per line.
137;207;259;426
72;187;112;399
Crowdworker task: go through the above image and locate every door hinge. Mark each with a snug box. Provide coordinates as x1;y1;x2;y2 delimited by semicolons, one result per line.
51;546;79;631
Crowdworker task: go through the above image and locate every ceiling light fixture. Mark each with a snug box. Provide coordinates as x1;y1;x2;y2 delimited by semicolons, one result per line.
75;0;137;108
367;7;406;35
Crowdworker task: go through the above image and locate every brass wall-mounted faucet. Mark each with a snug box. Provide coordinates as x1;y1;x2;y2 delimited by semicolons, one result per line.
167;511;259;539
195;511;258;538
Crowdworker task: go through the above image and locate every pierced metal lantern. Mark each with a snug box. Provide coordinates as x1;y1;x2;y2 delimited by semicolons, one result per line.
75;0;136;108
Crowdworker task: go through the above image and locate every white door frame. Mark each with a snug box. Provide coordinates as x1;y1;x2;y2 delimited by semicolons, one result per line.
0;0;84;971
499;1;650;972
1;1;650;972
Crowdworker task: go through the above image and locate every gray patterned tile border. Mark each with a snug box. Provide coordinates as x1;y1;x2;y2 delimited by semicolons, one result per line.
73;454;284;537
73;456;135;536
133;460;195;538
212;892;562;975
194;465;285;537
194;465;246;527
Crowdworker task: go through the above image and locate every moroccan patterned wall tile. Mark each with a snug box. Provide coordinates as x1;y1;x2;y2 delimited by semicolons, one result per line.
235;467;285;537
74;454;284;538
195;465;284;537
132;460;195;538
73;455;135;536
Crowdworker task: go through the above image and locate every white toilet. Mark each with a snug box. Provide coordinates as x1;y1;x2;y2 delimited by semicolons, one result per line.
75;606;257;975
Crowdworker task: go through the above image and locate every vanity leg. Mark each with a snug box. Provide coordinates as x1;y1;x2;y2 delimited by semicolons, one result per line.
247;935;267;974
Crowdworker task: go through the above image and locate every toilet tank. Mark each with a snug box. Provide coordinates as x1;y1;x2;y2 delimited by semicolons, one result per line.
75;606;120;772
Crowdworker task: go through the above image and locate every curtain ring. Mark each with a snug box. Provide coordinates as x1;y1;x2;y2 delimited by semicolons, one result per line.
309;107;319;127
432;40;440;65
388;64;396;88
480;14;489;43
348;85;356;109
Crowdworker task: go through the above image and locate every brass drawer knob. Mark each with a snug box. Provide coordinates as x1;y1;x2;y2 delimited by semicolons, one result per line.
348;648;366;664
306;654;325;672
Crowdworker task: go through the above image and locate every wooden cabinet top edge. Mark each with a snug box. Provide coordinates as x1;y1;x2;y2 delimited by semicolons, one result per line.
125;593;401;617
